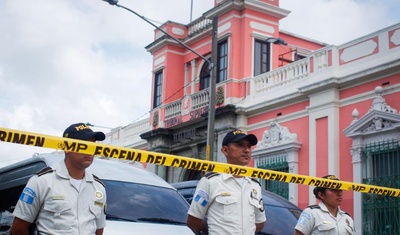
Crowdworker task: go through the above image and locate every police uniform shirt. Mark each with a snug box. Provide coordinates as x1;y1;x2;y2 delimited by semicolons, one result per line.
295;202;355;235
13;161;107;234
188;173;266;235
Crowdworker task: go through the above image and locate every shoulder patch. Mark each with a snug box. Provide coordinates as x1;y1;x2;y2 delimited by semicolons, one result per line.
250;177;261;186
35;167;53;176
93;174;105;188
204;172;219;179
308;205;321;209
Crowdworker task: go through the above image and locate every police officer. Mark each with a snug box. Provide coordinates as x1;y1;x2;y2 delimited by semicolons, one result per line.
294;175;355;235
11;123;107;235
187;130;266;235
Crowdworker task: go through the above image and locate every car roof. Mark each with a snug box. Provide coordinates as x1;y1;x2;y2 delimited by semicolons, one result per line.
0;151;173;190
170;180;199;189
172;179;300;210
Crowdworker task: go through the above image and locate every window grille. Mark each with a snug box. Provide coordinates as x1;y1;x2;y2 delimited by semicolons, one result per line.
361;139;400;235
257;155;289;199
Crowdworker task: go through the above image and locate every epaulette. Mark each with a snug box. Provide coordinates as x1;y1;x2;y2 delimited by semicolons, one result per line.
250;178;261;186
35;167;54;176
93;174;106;188
343;211;352;217
308;205;320;209
204;172;219;179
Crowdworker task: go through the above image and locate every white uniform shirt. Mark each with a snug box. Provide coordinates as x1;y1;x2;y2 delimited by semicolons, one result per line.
188;173;266;235
13;161;107;235
295;202;355;235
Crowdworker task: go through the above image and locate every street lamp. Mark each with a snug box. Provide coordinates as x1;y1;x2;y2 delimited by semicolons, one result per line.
86;122;113;130
266;37;300;65
101;0;217;161
266;37;288;45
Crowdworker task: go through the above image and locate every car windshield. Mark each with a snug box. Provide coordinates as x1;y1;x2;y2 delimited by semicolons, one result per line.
104;180;189;225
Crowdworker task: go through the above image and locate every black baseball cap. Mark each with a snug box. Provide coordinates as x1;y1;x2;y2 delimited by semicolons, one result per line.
313;175;340;196
63;123;105;141
222;130;258;146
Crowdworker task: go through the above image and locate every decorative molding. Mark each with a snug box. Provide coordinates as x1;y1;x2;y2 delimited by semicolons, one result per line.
368;86;398;113
343;87;400;137
172;27;184;36
255;121;298;149
218;22;231;34
249;21;275;34
215;86;225;105
390;28;400;46
152;111;159;127
350;147;362;163
181;95;192;115
361;117;395;133
340;38;378;63
154;56;165;67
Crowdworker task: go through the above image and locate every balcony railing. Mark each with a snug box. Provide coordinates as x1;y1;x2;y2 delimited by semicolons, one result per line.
187;16;212;37
191;89;209;110
252;58;309;94
165;100;181;119
165;89;209;119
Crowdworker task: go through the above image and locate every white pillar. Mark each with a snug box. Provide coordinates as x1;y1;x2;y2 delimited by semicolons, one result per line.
190;60;197;94
351;146;363;235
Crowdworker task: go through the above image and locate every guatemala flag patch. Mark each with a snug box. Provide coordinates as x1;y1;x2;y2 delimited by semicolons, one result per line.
194;189;209;207
19;187;36;205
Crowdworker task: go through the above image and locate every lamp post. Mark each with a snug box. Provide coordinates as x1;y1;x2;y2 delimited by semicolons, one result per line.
101;0;217;161
266;37;288;45
266;37;299;65
86;122;113;130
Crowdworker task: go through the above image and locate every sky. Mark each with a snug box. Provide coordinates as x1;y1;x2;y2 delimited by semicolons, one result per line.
0;0;399;167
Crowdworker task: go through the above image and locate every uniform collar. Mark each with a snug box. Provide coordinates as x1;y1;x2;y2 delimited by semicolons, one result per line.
319;201;345;215
222;173;251;183
55;160;94;182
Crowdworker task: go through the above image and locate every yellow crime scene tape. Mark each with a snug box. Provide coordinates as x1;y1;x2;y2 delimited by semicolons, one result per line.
0;127;399;197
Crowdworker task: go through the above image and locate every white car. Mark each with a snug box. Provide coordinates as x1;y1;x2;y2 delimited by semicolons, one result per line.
0;152;194;235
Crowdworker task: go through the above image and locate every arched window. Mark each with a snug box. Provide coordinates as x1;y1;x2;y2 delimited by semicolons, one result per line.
199;62;210;91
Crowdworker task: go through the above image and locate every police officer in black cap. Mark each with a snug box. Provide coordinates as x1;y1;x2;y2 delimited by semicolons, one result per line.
294;175;355;235
12;123;107;235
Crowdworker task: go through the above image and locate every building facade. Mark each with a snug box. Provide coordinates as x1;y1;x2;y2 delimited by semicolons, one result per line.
104;0;400;234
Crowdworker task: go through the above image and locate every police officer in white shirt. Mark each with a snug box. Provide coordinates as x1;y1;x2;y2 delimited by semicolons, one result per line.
294;175;355;235
11;123;107;235
187;130;266;235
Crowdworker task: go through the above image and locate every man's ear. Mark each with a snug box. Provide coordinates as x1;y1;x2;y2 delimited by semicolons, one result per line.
318;191;324;200
221;145;228;155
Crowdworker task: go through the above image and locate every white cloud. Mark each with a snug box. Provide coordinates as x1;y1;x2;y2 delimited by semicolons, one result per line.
280;0;399;45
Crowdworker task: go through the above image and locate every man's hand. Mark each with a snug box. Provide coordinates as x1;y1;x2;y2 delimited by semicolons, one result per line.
187;215;208;235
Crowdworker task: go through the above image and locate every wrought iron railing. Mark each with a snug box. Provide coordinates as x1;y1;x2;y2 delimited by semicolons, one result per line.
362;139;400;235
257;155;289;199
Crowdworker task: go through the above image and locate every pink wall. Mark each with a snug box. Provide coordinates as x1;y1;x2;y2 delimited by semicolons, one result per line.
248;101;309;125
316;117;329;176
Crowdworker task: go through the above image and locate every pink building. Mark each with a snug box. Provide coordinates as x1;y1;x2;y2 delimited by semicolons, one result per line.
105;1;400;234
